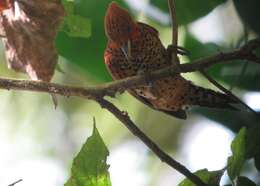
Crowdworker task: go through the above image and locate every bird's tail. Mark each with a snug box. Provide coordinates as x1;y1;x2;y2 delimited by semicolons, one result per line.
187;83;237;110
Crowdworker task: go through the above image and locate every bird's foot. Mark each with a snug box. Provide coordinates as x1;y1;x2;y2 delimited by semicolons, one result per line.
167;44;190;56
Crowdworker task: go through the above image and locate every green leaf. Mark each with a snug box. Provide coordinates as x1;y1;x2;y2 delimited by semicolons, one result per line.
150;0;227;25
178;169;224;186
65;123;111;186
193;107;260;133
245;124;260;171
234;0;260;35
237;176;257;186
56;0;127;82
184;31;260;92
227;127;247;180
184;31;260;131
183;31;219;60
254;149;260;171
62;0;74;15
63;15;91;38
61;0;91;38
209;61;260;91
245;124;260;159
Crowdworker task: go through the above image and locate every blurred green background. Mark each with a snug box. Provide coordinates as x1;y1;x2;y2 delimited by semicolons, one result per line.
0;0;259;185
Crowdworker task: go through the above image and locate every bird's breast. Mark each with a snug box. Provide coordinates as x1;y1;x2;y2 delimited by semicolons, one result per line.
104;26;170;80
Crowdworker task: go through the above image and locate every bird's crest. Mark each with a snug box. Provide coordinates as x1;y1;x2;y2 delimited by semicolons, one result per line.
104;2;139;46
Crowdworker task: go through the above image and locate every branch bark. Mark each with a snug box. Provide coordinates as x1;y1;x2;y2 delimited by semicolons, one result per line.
168;0;178;47
0;38;258;98
168;0;180;66
0;38;259;186
96;98;207;186
0;1;259;185
8;179;22;186
200;70;256;114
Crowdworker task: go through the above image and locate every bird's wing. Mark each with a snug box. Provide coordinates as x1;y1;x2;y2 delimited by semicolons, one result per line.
104;37;187;120
128;89;187;120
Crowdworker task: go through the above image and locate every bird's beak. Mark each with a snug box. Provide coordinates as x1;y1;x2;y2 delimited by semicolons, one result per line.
121;40;132;61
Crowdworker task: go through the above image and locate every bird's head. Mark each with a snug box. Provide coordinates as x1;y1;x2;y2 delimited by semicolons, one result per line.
104;2;139;47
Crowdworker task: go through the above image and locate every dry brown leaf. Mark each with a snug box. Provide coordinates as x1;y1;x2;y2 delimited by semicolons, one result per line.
0;0;13;13
0;0;64;82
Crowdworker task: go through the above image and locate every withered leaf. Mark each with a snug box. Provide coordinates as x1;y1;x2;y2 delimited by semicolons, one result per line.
0;0;12;12
0;0;64;82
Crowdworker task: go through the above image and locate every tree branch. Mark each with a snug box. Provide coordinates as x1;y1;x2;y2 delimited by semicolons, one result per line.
0;38;259;186
168;0;178;47
96;97;207;186
168;0;180;66
102;37;260;95
0;38;258;99
200;70;257;114
8;179;23;186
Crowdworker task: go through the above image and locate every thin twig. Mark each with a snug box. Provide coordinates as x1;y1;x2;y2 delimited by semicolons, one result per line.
200;70;257;114
168;0;180;66
103;38;260;96
0;39;259;100
168;0;178;47
230;27;249;90
96;97;207;186
0;38;259;186
230;60;248;91
8;179;23;186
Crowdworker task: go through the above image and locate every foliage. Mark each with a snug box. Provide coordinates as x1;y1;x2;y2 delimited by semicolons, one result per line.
56;0;260;131
57;0;260;185
65;122;111;186
1;0;260;186
64;123;260;186
61;0;91;38
178;126;260;186
227;128;246;180
150;0;227;25
56;0;128;82
234;0;260;35
178;169;223;186
236;177;257;186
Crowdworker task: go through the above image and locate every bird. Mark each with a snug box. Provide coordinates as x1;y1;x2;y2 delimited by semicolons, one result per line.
104;2;236;119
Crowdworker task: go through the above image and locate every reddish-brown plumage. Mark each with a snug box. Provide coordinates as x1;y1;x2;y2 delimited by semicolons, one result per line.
104;2;236;119
0;0;12;12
